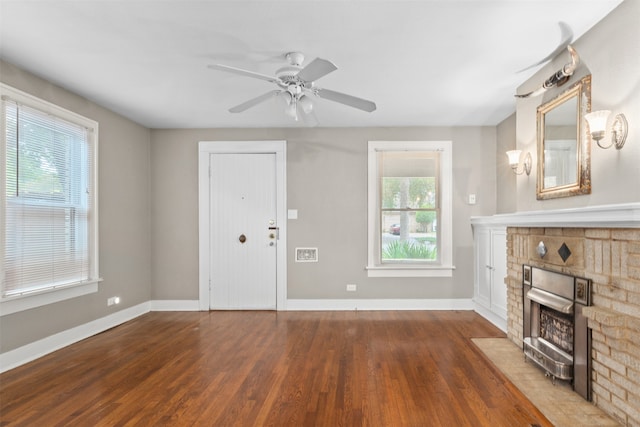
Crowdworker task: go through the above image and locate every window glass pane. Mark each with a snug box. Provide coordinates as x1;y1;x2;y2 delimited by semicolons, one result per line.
380;152;438;209
378;151;439;263
15;106;86;204
381;210;437;262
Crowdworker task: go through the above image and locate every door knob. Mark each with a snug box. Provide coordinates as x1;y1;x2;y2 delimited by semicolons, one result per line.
239;234;247;243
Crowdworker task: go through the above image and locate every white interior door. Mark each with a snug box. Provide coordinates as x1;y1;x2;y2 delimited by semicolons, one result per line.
209;153;277;309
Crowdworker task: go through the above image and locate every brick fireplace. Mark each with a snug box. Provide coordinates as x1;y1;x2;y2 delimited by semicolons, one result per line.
501;204;640;426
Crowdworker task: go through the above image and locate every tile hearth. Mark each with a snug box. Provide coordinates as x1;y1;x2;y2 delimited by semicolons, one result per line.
473;338;620;427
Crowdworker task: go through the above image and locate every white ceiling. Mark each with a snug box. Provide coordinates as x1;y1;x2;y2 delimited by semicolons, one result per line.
0;0;623;129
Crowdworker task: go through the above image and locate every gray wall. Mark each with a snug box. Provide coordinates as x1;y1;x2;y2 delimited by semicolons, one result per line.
0;61;152;352
496;113;517;214
151;127;497;301
503;0;640;211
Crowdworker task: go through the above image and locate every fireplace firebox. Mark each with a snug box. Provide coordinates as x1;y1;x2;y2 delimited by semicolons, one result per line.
522;265;592;400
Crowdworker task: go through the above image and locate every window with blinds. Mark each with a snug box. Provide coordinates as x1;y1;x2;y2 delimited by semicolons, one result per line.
1;84;99;301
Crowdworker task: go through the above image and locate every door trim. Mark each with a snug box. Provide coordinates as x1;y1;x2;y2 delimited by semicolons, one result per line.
198;141;287;310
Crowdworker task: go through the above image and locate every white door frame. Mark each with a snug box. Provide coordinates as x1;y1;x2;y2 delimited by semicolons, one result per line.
198;140;287;311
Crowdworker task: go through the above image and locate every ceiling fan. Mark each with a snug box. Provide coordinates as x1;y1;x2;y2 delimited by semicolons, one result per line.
207;52;376;122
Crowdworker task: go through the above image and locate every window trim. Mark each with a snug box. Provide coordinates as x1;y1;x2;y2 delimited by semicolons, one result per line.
367;141;453;278
1;83;100;316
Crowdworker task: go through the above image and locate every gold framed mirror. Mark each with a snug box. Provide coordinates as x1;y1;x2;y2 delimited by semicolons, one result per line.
536;75;591;200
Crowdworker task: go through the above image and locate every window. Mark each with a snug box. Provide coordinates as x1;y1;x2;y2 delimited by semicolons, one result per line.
367;141;453;277
1;84;99;315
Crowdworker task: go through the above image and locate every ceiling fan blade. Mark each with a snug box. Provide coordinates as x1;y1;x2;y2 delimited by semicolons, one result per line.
315;88;377;112
229;90;282;113
207;64;279;84
517;22;574;73
296;58;337;82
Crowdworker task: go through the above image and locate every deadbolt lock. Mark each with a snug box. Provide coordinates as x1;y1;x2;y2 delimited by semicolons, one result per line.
268;226;279;240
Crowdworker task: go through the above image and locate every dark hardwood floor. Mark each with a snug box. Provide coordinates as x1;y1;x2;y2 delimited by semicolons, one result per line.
0;310;551;426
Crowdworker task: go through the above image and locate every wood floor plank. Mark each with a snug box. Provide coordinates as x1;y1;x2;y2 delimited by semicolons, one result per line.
0;310;551;426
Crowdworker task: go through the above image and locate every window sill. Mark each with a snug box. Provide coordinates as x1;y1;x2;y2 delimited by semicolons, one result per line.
366;265;455;278
0;280;101;317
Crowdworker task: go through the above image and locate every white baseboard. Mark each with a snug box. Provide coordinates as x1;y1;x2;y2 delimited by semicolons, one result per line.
0;302;150;373
0;299;202;373
150;300;200;311
473;302;507;332
1;298;490;373
285;298;474;311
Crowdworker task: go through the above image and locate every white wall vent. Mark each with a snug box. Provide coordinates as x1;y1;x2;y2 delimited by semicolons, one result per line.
295;248;318;262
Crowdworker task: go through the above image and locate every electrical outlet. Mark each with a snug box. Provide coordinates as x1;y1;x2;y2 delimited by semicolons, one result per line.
107;297;121;306
346;284;357;292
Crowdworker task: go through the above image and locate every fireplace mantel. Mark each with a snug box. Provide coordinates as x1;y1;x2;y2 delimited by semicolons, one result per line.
471;203;640;228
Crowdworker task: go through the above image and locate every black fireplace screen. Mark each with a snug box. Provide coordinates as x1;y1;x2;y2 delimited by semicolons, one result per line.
540;305;574;355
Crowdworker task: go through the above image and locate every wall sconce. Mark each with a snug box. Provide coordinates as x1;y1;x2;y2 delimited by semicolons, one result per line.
506;150;532;176
585;110;628;149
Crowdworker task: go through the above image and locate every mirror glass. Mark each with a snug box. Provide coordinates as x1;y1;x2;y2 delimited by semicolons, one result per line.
543;96;577;189
536;75;591;200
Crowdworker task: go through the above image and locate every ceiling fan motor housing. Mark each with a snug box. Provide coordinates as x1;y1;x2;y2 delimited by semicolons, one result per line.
276;66;301;81
276;63;309;98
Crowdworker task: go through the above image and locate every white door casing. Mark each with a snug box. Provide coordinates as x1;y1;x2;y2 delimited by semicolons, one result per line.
198;141;287;310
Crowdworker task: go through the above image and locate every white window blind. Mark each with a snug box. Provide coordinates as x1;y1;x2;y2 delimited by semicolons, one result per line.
2;90;98;299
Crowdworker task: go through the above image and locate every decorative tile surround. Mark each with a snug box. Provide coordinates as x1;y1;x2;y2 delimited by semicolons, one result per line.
475;204;640;426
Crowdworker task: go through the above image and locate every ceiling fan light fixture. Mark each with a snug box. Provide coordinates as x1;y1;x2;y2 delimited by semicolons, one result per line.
298;95;313;114
284;98;298;121
279;91;292;107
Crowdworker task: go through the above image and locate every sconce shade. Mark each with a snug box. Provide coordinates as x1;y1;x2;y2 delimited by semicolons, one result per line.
585;110;611;139
585;110;628;149
506;150;522;166
505;150;531;175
